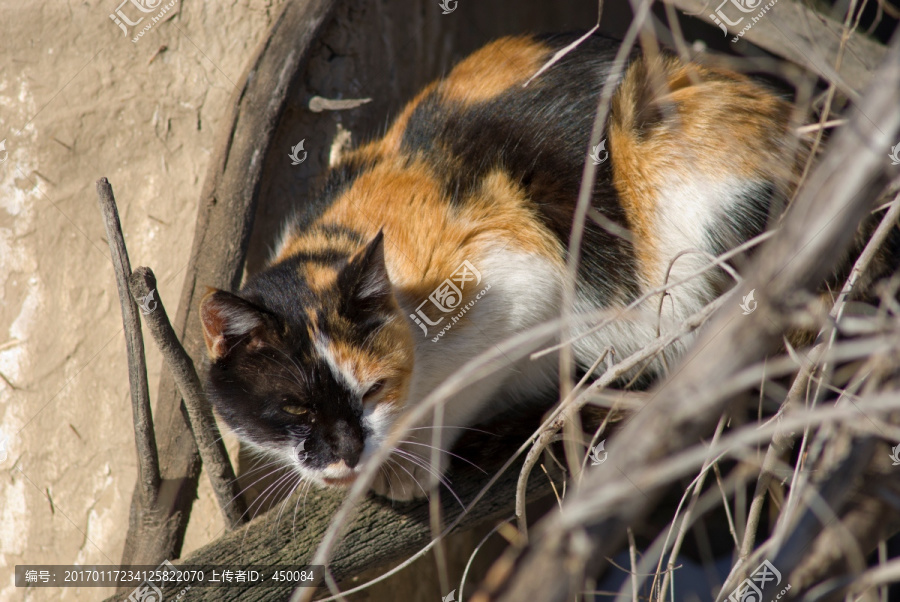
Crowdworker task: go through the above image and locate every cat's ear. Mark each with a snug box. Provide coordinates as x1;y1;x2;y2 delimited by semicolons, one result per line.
338;230;393;316
200;288;268;361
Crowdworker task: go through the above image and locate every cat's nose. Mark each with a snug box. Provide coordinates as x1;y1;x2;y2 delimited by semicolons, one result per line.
332;424;364;468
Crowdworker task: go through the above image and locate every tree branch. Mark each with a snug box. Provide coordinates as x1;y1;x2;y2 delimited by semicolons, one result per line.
128;266;247;530
666;0;886;93
103;438;558;601
96;177;160;510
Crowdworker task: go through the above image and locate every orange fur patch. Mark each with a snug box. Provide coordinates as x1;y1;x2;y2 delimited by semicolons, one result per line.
305;159;561;305
273;225;360;265
300;263;339;294
437;36;551;104
326;320;413;409
609;55;799;284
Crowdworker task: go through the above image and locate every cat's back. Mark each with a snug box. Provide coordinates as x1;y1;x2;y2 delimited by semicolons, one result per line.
274;33;800;317
275;34;626;294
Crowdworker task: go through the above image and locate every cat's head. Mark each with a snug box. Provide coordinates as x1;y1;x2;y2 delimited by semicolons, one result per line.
199;231;414;488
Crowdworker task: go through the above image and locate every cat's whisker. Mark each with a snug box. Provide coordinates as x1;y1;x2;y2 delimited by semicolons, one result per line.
263;477;294;537
268;348;312;391
392;451;459;497
240;445;288;466
389;454;463;509
272;474;305;536
292;479;316;533
379;465;397;505
258;351;304;389
391;448;444;479
272;471;302;511
385;458;429;500
407;426;497;436
398;439;487;474
300;479;316;521
380;459;408;505
266;367;307;392
246;471;294;521
224;459;286;488
267;471;298;520
239;471;296;553
224;463;287;509
390;449;464;509
250;473;292;519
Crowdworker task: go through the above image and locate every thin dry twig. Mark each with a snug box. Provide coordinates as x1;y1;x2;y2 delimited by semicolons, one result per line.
740;193;900;560
656;416;728;599
127;266;247;529
474;30;900;602
96;177;160;509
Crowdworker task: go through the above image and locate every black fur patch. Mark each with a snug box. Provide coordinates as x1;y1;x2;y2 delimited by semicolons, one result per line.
206;265;370;468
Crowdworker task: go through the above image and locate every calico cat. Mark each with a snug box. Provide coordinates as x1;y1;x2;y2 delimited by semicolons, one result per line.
199;33;801;500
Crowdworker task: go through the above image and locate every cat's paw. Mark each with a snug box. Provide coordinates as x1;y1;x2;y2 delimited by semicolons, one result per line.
369;450;446;502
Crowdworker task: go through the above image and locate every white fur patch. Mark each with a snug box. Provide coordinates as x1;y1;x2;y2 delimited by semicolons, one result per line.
399;247;562;449
314;336;362;396
361;402;399;462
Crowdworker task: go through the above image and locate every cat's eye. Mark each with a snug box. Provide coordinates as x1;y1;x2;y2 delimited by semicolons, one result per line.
282;405;309;416
362;379;387;403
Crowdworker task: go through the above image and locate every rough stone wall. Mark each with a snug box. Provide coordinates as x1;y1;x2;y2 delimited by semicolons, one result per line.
0;2;287;599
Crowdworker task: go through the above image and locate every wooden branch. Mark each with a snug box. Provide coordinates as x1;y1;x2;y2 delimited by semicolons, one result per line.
118;0;340;567
96;177;160;509
127;266;247;530
666;0;886;93
102;441;557;601
473;31;900;602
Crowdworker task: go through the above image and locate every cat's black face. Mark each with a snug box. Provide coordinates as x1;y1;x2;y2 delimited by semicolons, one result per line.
207;328;368;479
200;232;415;488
